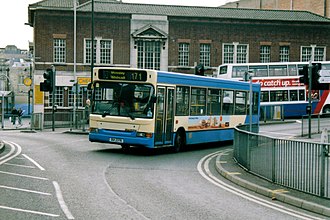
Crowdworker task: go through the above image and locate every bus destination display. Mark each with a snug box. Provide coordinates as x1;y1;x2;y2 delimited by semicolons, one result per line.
98;69;147;81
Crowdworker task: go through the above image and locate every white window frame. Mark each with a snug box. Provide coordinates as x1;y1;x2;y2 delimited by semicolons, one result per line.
301;45;326;62
260;45;271;63
178;43;190;66
222;43;249;64
279;46;290;62
137;40;161;70
200;44;211;67
48;87;64;107
53;39;66;63
84;38;113;65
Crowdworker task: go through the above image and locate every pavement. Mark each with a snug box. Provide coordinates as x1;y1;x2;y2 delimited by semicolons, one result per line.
0;118;329;217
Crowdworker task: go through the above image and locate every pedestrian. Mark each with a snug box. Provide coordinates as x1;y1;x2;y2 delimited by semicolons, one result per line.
17;108;24;126
11;107;18;125
85;99;91;124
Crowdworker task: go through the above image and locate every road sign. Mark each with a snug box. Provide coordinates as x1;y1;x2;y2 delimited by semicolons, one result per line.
318;76;330;83
318;69;330;77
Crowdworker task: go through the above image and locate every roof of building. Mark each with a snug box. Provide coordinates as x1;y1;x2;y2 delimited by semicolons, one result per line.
29;0;330;23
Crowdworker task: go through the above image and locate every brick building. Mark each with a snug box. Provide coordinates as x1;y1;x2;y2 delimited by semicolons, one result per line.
222;0;330;17
28;0;330;113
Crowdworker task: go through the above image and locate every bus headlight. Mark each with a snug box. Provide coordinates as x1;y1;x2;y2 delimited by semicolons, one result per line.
89;128;99;133
136;132;153;138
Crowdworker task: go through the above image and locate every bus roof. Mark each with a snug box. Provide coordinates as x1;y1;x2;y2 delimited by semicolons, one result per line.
157;70;260;92
218;61;330;67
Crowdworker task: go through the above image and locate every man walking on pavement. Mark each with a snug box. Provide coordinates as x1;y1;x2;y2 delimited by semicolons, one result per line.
11;107;18;125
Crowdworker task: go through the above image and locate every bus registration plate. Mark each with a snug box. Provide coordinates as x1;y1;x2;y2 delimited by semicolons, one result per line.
109;138;124;143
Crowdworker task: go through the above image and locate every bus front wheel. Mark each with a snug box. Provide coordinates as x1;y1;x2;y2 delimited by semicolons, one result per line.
173;131;185;153
121;144;130;152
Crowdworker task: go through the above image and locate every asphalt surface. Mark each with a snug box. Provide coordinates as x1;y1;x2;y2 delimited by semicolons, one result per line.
1;117;329;218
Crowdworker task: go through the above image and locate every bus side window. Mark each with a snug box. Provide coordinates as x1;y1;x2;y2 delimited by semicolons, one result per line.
288;65;297;76
289;90;298;101
219;66;228;75
190;88;206;116
261;91;269;102
207;89;221;115
176;86;190;116
235;91;247;115
232;66;248;78
250;65;268;77
222;90;234;115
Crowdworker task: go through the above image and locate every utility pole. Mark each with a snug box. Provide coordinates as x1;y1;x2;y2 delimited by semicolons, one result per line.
73;0;77;128
52;65;56;131
308;61;312;138
91;0;94;81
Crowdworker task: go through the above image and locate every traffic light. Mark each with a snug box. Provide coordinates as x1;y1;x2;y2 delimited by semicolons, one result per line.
195;64;205;76
311;63;329;90
299;65;308;85
40;68;54;92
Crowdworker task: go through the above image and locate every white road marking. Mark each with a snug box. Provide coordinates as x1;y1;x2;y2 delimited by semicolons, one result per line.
0;184;51;196
53;181;74;219
197;151;323;220
102;166;150;220
3;162;35;169
22;154;46;171
0;170;48;180
0;141;21;165
0;205;59;217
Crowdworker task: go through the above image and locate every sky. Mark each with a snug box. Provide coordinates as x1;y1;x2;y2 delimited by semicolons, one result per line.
0;0;234;50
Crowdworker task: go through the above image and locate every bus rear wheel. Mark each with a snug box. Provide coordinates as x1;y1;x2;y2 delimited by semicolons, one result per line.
173;131;185;153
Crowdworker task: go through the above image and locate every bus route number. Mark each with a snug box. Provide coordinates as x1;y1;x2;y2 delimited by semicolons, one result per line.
99;69;147;81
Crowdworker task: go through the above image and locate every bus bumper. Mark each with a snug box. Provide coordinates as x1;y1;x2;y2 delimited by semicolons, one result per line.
89;129;154;148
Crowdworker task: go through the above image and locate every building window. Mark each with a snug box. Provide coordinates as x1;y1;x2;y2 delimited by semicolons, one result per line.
178;43;190;66
314;47;325;61
84;39;112;65
223;43;248;64
279;46;290;62
68;87;87;108
200;44;210;67
260;45;271;63
85;40;96;64
236;45;248;63
100;40;112;64
137;40;161;70
301;45;326;62
48;87;64;107
53;39;66;63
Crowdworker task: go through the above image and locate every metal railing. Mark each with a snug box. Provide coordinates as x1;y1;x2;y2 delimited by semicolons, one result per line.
234;124;330;198
31;110;89;131
300;113;330;137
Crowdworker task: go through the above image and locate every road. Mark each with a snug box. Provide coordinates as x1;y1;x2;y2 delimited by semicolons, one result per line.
0;128;325;219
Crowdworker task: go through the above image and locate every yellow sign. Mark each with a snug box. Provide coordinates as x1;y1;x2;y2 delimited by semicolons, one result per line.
23;77;32;86
77;77;91;85
34;85;44;105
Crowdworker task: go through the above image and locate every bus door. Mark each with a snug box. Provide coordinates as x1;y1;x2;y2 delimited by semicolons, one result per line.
154;87;175;146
